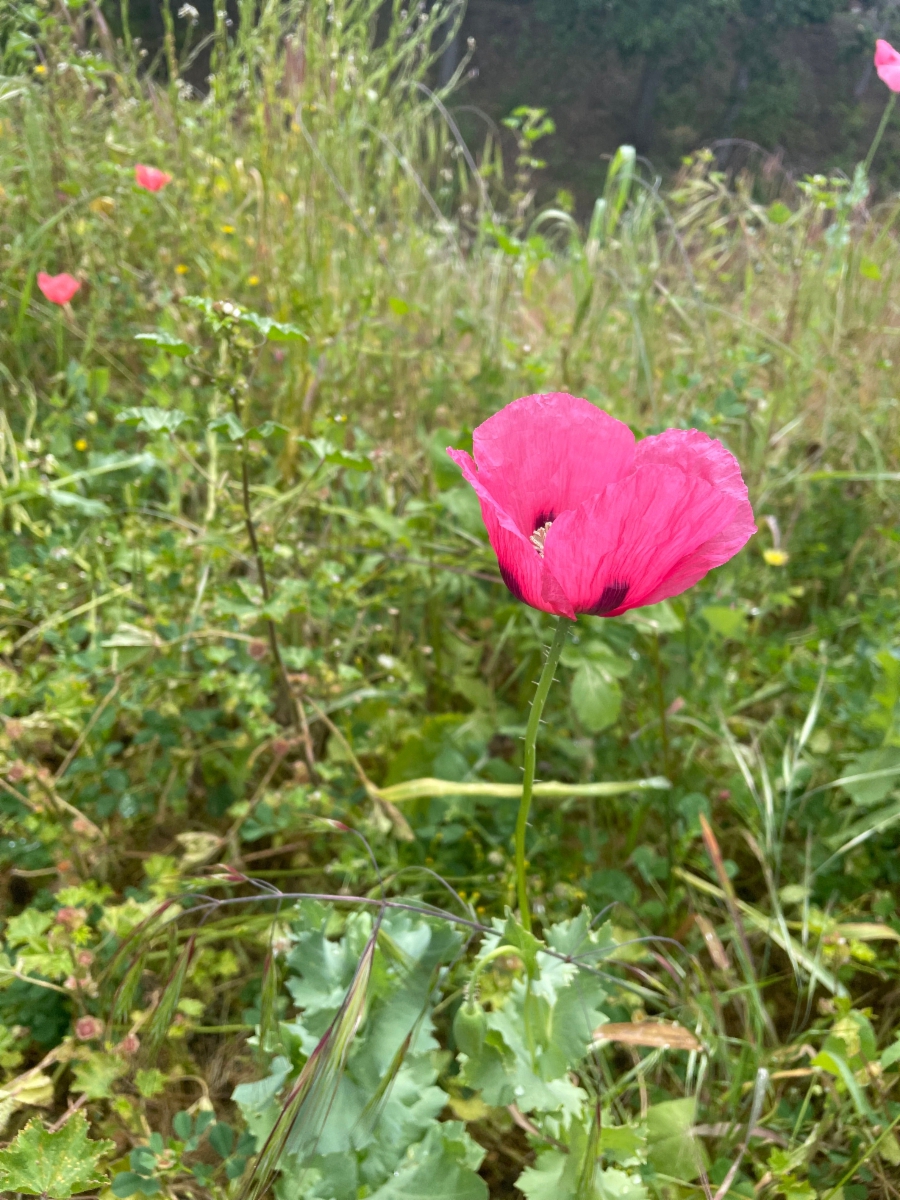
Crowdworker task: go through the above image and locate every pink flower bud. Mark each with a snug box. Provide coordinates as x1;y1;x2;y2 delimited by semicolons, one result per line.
75;1015;103;1041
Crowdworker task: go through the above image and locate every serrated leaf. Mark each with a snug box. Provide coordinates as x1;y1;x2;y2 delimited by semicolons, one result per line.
365;1122;486;1200
571;662;622;733
239;311;307;342
0;1114;114;1198
71;1052;126;1100
134;330;194;356
116;406;190;434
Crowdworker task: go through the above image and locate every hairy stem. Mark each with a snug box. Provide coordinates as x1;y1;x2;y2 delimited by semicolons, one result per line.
515;616;568;933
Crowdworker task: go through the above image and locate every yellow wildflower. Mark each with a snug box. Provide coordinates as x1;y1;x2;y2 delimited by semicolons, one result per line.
763;549;789;567
74;438;88;452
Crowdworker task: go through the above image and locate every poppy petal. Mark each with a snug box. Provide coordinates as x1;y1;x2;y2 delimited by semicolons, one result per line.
875;39;900;92
466;392;635;537
448;448;574;617
632;428;756;604
543;464;742;616
633;427;747;498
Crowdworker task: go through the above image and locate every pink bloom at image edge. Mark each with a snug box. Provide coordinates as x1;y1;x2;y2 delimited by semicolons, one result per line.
448;392;756;620
135;163;173;192
875;39;900;92
37;272;81;305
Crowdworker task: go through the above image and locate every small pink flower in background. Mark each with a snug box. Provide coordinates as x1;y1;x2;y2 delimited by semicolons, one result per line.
117;1032;140;1055
875;39;900;92
135;163;173;192
448;392;756;620
75;1016;103;1041
37;272;81;305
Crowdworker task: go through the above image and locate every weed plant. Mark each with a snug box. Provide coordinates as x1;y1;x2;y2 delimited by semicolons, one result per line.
1;2;900;1198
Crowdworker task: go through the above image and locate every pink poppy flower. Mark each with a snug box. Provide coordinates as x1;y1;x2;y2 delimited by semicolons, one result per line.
135;163;173;192
875;39;900;92
37;272;81;305
448;392;755;620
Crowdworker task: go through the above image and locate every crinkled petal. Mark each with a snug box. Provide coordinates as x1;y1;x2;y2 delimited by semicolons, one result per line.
448;448;574;617
542;465;742;616
632;428;756;604
466;393;635;536
633;427;747;497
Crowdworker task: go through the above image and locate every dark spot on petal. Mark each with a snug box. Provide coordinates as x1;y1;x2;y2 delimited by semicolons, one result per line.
533;509;556;531
499;561;527;603
585;580;629;616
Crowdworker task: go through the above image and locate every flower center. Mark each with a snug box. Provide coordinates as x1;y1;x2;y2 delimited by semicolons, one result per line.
530;520;553;558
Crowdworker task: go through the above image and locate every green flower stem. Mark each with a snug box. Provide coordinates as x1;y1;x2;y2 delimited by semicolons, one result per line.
465;944;518;1004
515;615;569;933
864;91;897;176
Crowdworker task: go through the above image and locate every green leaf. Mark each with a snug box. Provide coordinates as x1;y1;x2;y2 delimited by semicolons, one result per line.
595;1167;649;1199
700;605;747;641
111;1170;161;1197
365;1122;487;1200
239;311;307;342
571;662;622;732
134;331;194;356
645;1099;706;1182
208;1122;234;1158
499;912;544;976
208;413;247;441
71;1052;126;1100
767;201;791;224
232;1055;292;1114
810;1047;874;1118
244;421;289;440
135;1068;166;1098
116;407;190;434
622;601;683;634
48;489;111;517
838;746;900;807
0;1114;114;1198
517;1150;567;1200
299;436;372;470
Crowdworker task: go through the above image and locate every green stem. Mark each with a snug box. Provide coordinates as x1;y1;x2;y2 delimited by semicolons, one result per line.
515;615;568;932
864;91;897;176
465;944;518;1004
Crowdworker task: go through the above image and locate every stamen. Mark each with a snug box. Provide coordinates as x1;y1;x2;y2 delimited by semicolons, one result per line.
530;520;553;558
